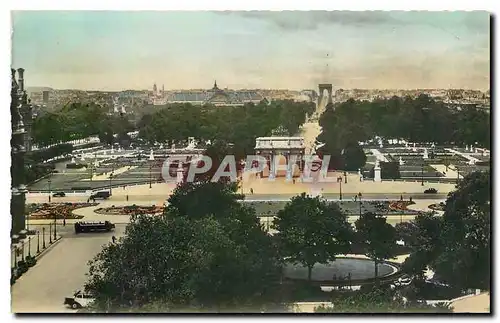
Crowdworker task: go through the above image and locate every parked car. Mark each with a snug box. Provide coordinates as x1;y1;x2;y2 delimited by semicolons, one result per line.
74;221;115;234
64;290;95;309
424;188;438;194
52;192;66;197
90;191;111;200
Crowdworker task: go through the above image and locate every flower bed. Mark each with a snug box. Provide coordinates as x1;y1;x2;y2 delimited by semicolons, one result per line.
388;201;416;212
27;203;97;219
94;204;164;216
428;202;445;211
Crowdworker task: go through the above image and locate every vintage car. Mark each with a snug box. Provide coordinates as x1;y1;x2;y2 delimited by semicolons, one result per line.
64;290;95;309
74;221;115;234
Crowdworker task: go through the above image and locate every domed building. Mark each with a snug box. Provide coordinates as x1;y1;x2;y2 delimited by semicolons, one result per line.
166;81;265;106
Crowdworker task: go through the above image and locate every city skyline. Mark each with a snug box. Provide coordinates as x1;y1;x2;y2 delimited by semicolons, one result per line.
12;11;491;91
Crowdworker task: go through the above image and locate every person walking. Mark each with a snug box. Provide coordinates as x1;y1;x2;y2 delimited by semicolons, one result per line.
126;195;129;202
112;236;116;244
250;188;254;195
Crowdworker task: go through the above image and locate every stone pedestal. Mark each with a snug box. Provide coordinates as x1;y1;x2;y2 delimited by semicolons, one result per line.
176;167;184;183
374;161;382;182
423;148;429;159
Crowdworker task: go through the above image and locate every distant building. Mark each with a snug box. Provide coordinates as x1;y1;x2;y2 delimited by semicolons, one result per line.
166;81;265;106
42;90;50;104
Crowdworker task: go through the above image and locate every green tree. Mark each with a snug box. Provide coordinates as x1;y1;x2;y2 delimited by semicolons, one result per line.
85;214;284;312
166;180;242;220
86;180;284;312
355;212;398;280
342;142;367;171
431;171;490;290
273;193;353;281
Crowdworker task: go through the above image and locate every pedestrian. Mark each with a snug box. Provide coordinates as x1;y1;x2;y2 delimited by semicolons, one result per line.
409;196;413;203
87;198;89;203
293;178;296;184
63;218;66;226
112;236;116;243
126;195;129;201
250;188;254;194
400;194;403;201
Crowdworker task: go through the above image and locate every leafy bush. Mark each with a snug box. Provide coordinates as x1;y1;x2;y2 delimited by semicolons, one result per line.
17;260;28;274
25;255;37;267
67;163;86;169
29;143;74;164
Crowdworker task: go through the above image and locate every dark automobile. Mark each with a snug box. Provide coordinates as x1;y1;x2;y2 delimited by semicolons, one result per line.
89;191;111;200
74;221;115;234
424;188;438;194
52;192;66;197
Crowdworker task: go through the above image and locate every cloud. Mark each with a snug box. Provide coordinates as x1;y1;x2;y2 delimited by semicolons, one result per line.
219;11;399;31
218;11;491;34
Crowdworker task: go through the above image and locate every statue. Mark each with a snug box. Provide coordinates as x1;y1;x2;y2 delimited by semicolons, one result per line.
399;156;405;166
423;148;429;159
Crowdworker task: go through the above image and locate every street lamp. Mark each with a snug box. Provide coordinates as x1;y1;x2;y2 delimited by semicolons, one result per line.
344;171;348;184
149;151;155;189
53;209;57;242
37;230;40;254
339;179;342;201
421;162;424;186
358;192;363;217
109;173;114;195
48;178;52;203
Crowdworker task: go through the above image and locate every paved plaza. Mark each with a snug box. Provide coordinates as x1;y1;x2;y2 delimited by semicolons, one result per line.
11;224;127;313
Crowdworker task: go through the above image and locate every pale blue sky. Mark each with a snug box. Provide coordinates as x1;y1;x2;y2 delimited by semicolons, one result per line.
11;11;490;90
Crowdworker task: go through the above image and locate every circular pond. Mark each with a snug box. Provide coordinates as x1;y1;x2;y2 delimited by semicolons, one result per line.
283;257;398;282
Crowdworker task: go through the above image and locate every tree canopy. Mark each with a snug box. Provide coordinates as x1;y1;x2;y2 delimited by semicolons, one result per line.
273;193;353;281
431;171;490;290
136;100;314;155
31;102;134;146
86;180;284;312
398;171;490;291
355;212;398;279
317;95;490;170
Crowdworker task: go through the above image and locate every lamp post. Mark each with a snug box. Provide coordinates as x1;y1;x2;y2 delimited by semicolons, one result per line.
149;164;152;189
421;163;424;186
28;236;31;257
53;210;57;242
339;179;342;201
358;192;362;217
344;171;347;184
48;178;52;203
42;227;46;249
149;152;154;189
49;224;52;244
109;173;114;195
37;230;40;254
